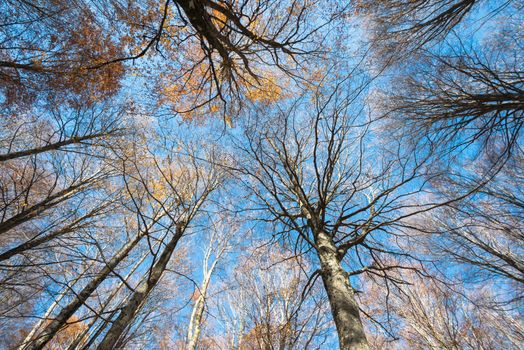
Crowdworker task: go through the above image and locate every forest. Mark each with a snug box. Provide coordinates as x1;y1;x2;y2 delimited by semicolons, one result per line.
0;0;523;349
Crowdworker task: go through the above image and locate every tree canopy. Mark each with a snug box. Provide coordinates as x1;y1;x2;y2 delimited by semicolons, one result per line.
0;1;523;349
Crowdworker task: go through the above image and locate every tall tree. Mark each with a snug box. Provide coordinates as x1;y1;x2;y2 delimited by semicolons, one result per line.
95;134;226;349
186;214;237;350
216;243;331;350
233;78;438;349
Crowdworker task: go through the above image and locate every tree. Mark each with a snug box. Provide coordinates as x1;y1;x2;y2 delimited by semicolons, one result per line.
359;269;524;350
95;134;226;350
386;47;524;165
0;103;124;346
216;243;331;350
233;76;438;349
1;0;334;117
362;0;523;165
186;213;237;350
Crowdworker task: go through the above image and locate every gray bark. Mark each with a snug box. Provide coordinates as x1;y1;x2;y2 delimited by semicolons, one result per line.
96;227;184;350
316;231;369;350
0;132;113;162
20;232;144;350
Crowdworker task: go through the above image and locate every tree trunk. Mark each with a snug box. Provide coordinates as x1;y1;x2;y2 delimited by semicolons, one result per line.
186;292;206;350
0;131;113;162
97;228;184;350
186;264;216;350
65;250;150;350
316;231;369;350
0;181;89;236
17;283;72;350
21;233;144;350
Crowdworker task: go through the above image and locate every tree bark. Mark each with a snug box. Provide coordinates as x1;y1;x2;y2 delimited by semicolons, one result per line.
21;232;144;350
186;289;206;350
316;231;369;350
0;205;106;261
0;181;88;236
0;132;113;162
96;227;184;350
186;261;217;350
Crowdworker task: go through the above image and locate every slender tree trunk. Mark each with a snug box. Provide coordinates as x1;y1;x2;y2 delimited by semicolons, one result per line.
17;260;96;350
186;286;207;350
66;251;150;350
21;232;144;350
0;182;88;236
97;227;184;350
18;286;70;350
186;262;216;350
0;206;105;261
316;231;369;350
0;132;113;162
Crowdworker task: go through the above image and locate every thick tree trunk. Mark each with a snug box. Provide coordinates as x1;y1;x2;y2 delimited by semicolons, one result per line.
97;228;184;350
316;231;369;350
21;233;144;350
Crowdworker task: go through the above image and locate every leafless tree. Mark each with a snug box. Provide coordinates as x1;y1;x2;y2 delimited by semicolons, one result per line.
359;269;524;350
185;213;237;350
232;76;442;349
95;133;226;350
385;48;523;165
358;0;522;170
0;104;125;346
215;243;331;350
